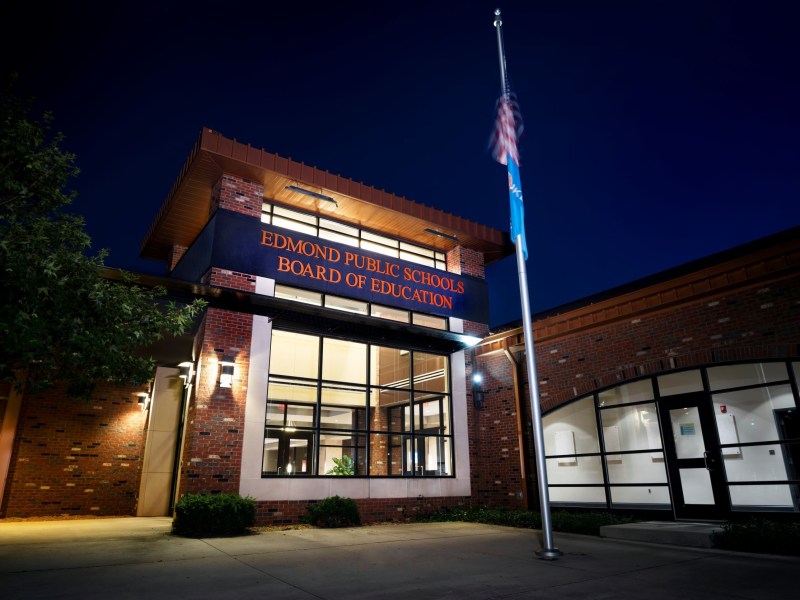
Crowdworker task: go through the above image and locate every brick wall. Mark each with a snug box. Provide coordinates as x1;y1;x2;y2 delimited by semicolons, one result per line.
476;271;800;510
254;495;471;526
533;278;800;411
1;381;149;518
210;174;263;219
178;303;254;497
447;246;485;279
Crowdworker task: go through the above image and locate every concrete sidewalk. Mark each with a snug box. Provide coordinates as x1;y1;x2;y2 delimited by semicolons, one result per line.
1;517;797;599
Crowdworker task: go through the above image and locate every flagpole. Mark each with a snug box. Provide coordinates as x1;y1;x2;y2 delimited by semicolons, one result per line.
493;7;561;560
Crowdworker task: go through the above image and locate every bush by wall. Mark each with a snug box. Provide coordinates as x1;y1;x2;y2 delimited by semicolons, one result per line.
172;493;256;537
713;518;800;556
417;506;635;536
302;495;361;528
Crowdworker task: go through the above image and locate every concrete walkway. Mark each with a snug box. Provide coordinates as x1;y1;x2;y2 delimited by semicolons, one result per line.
0;517;797;599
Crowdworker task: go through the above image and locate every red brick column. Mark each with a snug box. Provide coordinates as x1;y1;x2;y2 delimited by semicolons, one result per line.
178;268;256;498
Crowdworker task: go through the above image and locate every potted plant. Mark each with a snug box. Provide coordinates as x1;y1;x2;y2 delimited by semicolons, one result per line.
326;454;355;475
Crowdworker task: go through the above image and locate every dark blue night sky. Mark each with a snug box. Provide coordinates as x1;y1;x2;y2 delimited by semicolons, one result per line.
3;1;798;328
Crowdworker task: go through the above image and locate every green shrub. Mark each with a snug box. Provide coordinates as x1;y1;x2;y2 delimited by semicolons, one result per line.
172;493;256;537
550;510;635;536
417;505;634;536
303;495;361;528
713;518;800;556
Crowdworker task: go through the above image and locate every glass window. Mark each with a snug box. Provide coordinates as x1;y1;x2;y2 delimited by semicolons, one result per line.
371;304;409;323
273;205;317;224
605;452;668;485
321;383;367;408
322;338;367;383
262;402;316;476
319;433;367;476
708;362;788;391
543;396;600;455
549;486;607;505
370;346;410;387
412;312;447;330
400;251;436;268
413;352;448;394
369;433;404;476
728;484;796;510
269;330;319;378
610;485;671;507
267;377;317;404
600;403;661;453
320;218;358;237
272;214;318;236
325;295;368;315
264;330;452;477
262;202;448;271
261;202;272;224
400;242;434;258
657;369;703;397
361;230;398;247
712;384;795;444
275;284;322;306
360;239;398;258
597;379;654;407
545;456;604;485
319;228;359;247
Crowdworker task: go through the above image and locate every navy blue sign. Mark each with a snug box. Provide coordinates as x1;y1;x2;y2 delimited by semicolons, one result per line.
172;210;489;323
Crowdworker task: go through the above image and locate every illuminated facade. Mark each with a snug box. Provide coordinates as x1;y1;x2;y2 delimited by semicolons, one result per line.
1;129;797;523
474;227;800;520
133;129;505;523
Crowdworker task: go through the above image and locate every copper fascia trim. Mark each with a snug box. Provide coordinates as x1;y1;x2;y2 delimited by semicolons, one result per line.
476;230;800;357
141;128;513;263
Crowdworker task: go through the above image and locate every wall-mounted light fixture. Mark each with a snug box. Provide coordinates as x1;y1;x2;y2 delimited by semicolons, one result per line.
178;361;194;387
285;185;338;207
219;358;235;388
136;392;150;411
472;372;485;410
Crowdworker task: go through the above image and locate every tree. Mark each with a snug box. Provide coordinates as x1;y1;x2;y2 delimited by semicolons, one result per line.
0;75;206;398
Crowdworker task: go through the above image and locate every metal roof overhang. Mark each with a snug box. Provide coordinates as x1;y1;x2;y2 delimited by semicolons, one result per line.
141;129;513;266
103;268;483;360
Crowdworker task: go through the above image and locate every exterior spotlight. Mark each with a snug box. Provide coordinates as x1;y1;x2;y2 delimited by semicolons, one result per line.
178;362;194;387
472;372;485;410
219;359;235;388
285;185;337;206
136;392;150;411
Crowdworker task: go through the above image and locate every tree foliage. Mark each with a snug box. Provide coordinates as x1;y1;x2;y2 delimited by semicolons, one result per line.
0;75;206;398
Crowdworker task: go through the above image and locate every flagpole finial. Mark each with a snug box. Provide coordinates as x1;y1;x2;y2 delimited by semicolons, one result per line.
494;8;502;27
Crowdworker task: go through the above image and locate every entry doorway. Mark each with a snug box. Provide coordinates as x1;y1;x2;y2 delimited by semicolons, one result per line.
263;430;314;475
658;393;731;520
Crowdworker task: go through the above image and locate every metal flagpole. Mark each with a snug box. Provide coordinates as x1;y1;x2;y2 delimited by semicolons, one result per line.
493;7;561;560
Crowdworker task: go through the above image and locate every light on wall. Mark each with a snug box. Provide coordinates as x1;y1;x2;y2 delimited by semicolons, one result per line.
472;372;485;410
219;358;235;388
178;362;194;387
136;392;150;411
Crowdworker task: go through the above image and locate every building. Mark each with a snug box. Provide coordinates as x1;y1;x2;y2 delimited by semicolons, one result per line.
1;129;509;523
474;226;800;520
1;128;798;523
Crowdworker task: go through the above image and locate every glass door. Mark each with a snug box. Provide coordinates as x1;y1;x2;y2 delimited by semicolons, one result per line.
658;393;730;519
263;430;314;475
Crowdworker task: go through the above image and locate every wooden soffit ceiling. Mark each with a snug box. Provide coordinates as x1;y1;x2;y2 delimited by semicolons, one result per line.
141;128;513;265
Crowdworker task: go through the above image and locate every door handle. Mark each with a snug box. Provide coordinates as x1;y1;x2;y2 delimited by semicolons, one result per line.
703;451;715;471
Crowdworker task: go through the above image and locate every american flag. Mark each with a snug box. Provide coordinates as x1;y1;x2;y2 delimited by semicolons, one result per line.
489;93;524;166
489;91;528;260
